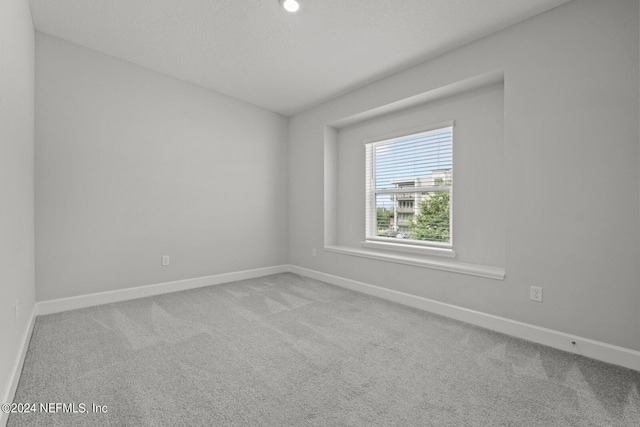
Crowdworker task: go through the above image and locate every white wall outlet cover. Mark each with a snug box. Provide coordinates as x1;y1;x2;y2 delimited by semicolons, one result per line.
530;286;543;302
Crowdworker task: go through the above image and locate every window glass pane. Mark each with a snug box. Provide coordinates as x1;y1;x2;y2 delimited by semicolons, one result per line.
375;192;450;243
369;126;453;245
375;194;395;236
411;191;450;243
374;128;452;191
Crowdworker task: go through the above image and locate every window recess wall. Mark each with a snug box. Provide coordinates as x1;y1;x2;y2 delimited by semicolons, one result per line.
332;80;505;270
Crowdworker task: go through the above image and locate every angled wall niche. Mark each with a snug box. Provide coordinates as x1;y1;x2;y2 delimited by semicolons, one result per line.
324;70;506;279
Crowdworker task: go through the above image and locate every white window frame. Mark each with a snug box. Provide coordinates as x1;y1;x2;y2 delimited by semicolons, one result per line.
363;121;455;258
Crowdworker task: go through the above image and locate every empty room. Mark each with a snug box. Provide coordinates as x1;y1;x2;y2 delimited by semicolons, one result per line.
1;0;639;425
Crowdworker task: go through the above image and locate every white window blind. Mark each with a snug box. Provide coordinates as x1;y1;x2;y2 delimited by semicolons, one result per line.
365;123;453;248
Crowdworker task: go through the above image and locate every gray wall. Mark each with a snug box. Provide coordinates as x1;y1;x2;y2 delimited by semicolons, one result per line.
35;34;289;301
0;0;35;402
289;0;640;350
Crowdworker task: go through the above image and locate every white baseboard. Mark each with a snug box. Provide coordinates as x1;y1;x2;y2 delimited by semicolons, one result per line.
289;265;640;371
1;306;36;427
37;265;289;316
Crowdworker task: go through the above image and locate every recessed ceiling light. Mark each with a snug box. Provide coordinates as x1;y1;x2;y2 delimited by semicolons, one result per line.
280;0;300;13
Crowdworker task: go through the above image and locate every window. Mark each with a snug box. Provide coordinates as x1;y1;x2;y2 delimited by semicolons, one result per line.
365;122;453;252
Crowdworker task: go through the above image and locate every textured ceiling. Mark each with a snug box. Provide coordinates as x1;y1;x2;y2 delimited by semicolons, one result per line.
29;0;570;116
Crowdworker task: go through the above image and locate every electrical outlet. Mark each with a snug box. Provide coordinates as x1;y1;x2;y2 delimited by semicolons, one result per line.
530;286;543;302
162;255;170;266
312;248;317;257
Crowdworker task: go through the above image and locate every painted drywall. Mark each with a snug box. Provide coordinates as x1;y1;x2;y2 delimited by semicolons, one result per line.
35;33;288;301
289;0;640;350
0;0;35;405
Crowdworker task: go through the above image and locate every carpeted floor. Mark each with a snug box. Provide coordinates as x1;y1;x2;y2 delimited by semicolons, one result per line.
8;273;640;426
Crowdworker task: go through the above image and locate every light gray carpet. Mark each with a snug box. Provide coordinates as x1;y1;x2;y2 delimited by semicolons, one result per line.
8;273;640;426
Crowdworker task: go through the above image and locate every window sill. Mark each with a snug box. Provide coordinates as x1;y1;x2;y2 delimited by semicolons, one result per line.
362;239;456;258
324;245;505;280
